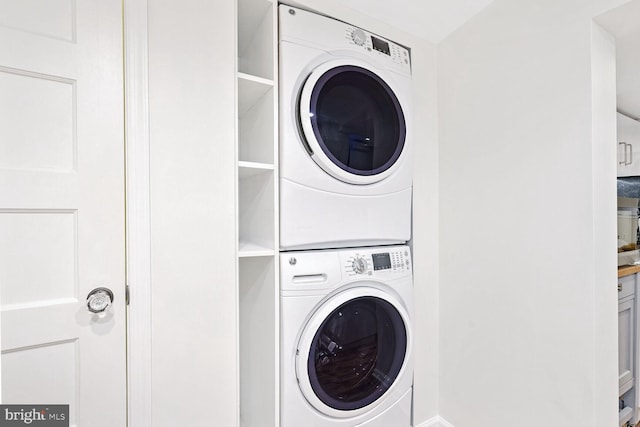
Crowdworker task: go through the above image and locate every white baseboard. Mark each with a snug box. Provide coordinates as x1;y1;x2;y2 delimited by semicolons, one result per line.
416;415;455;427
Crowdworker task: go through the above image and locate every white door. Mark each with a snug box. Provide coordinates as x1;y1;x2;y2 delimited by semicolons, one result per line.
0;1;126;426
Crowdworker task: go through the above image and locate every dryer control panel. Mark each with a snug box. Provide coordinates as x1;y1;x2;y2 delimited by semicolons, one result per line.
343;26;411;70
342;246;412;278
279;5;412;76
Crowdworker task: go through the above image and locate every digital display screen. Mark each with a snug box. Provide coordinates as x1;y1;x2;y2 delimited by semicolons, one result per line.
372;253;391;270
371;36;390;55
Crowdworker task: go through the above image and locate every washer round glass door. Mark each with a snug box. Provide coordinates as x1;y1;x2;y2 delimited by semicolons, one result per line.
298;59;407;185
296;287;411;418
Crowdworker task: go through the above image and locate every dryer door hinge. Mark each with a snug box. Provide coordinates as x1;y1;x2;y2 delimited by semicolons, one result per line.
125;284;130;306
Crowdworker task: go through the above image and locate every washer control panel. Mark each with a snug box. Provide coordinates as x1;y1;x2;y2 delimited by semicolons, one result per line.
351;256;368;274
281;245;412;292
344;246;411;277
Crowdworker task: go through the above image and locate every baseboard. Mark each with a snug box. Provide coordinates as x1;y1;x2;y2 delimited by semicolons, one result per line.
416;415;455;427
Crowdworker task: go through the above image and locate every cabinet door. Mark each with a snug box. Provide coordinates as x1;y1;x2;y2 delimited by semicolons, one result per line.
619;297;636;395
617;113;640;177
619;275;636;301
619;113;628;176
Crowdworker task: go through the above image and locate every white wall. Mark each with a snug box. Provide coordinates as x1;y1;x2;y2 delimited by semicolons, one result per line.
591;21;619;427
147;0;237;426
438;0;625;425
410;38;441;424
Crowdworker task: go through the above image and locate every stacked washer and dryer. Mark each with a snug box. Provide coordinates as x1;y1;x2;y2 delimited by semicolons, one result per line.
279;6;414;427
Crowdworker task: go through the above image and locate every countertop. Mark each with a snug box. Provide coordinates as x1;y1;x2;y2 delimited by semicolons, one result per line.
619;265;640;278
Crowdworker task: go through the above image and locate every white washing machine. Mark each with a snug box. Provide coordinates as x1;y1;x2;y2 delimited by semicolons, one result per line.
281;245;413;427
279;6;413;250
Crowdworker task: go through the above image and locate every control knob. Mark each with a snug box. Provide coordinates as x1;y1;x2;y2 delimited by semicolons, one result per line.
352;256;367;274
351;29;366;46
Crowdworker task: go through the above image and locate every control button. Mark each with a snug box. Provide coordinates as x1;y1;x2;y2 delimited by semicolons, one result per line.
352;256;367;274
351;28;366;46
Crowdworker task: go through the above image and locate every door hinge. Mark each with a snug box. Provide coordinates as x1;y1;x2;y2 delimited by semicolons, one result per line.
125;284;130;306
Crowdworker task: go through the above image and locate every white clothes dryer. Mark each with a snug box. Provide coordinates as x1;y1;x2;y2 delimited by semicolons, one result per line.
279;6;413;250
281;245;413;427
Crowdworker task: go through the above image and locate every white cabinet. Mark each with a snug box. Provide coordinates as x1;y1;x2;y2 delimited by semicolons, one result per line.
619;273;637;426
236;0;279;426
617;112;640;177
619;298;635;393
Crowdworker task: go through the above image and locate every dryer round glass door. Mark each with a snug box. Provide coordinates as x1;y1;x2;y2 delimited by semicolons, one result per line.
298;60;407;185
295;287;411;418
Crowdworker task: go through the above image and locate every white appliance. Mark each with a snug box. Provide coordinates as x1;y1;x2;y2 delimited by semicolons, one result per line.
279;6;413;250
281;245;413;427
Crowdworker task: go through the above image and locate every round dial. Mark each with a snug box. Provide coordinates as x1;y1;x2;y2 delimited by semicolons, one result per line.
351;29;366;46
351;256;367;274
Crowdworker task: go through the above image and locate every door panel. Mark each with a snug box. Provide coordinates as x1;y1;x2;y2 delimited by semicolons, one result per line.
307;296;407;411
0;1;125;426
0;70;75;171
619;298;635;394
307;66;405;177
297;59;408;185
0;0;75;41
1;211;77;306
296;286;412;419
2;340;79;420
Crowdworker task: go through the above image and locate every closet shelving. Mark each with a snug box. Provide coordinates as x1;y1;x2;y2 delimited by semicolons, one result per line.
236;0;279;425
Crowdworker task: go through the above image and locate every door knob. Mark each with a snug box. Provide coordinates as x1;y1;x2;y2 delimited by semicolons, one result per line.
86;287;114;313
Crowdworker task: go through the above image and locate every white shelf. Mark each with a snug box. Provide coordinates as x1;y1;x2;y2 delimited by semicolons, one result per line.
620;378;634;397
238;79;274;164
238;170;274;260
239;256;277;426
238;73;273;116
239;161;274;173
238;1;274;79
238;72;273;86
238;0;272;56
238;241;275;258
236;0;278;425
620;406;633;426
